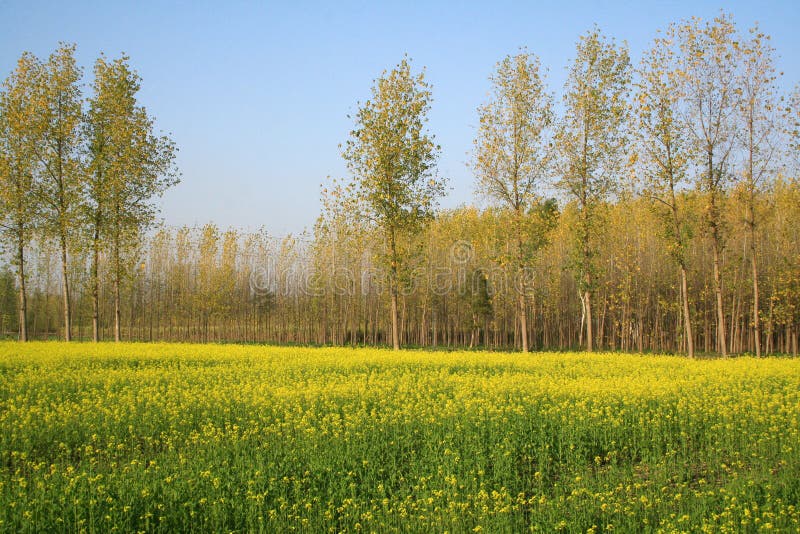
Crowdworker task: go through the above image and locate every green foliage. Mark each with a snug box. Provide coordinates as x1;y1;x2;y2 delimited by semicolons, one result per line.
34;43;84;245
474;51;553;212
0;52;41;261
342;57;444;236
85;53;179;269
556;26;632;291
468;269;493;323
526;197;559;254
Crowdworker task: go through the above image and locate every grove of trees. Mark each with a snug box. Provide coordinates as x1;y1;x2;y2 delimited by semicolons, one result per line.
0;44;178;342
1;14;799;356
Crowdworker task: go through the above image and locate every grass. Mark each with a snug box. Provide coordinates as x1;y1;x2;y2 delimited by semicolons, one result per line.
0;342;799;532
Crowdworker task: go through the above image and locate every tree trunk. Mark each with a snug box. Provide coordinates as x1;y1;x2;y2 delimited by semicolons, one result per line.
578;287;585;349
469;316;476;349
707;149;727;357
518;290;528;353
584;276;593;352
114;242;122;342
746;106;762;357
60;233;71;342
766;296;774;355
750;228;761;357
514;208;529;354
668;179;693;357
390;290;399;350
92;228;100;342
389;227;400;351
580;194;594;352
711;237;727;356
680;264;694;358
16;238;27;342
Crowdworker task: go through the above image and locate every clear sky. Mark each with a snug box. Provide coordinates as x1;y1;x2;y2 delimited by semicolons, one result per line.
1;0;799;234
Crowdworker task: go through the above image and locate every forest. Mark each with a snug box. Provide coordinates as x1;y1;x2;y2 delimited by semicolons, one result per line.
1;13;799;356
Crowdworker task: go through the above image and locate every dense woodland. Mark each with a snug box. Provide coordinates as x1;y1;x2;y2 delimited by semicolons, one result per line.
1;14;799;355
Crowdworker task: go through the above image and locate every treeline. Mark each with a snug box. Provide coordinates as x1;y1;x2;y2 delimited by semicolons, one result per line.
0;184;797;354
2;15;800;355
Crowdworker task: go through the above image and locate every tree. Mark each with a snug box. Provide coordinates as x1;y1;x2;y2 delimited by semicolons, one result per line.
32;43;83;342
84;54;178;342
555;27;632;352
0;52;42;342
634;28;696;357
473;51;554;353
341;57;444;350
84;55;121;342
735;25;780;357
674;14;739;356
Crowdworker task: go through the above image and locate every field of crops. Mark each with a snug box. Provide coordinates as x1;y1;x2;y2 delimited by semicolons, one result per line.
1;342;799;532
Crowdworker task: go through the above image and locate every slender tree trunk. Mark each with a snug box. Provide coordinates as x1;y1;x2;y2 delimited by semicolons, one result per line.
59;233;71;342
578;287;585;349
766;296;774;355
517;230;528;353
114;241;121;342
92;226;100;342
513;205;529;353
518;290;528;353
711;234;727;356
577;207;593;353
749;222;761;358
469;326;475;349
580;110;593;353
584;286;593;352
389;227;400;351
707;152;727;357
680;264;694;358
668;172;694;358
745;107;762;357
584;266;593;352
400;296;407;347
390;290;399;350
55;114;72;342
729;277;739;354
16;237;27;342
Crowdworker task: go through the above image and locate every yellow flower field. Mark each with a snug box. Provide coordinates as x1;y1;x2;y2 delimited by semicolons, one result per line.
1;342;799;532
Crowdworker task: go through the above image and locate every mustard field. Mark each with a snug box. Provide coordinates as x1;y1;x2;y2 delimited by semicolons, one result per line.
0;343;799;532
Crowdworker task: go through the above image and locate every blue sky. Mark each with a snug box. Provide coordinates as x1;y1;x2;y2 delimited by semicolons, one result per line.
1;0;799;234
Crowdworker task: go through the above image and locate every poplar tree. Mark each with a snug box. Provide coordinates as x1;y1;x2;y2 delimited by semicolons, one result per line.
635;28;696;357
34;43;83;342
473;51;555;353
342;57;444;350
674;14;739;356
736;25;780;357
84;54;178;341
84;55;121;342
555;27;631;352
0;52;41;342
